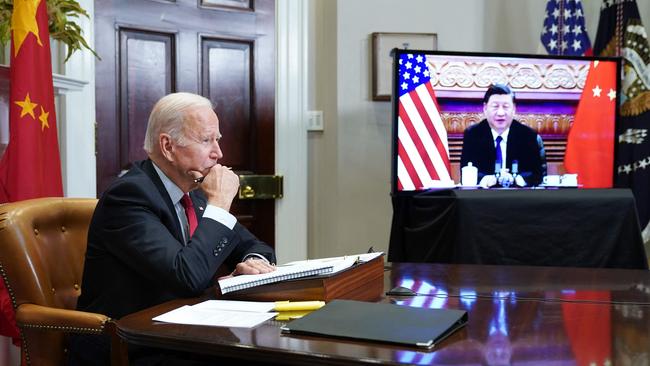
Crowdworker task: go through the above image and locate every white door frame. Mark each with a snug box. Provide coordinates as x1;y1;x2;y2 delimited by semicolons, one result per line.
275;0;309;263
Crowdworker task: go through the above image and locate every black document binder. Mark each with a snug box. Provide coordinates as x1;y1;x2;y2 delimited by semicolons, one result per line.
280;299;468;349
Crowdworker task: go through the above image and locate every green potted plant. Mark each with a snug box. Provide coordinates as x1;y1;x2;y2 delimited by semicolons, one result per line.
0;0;97;60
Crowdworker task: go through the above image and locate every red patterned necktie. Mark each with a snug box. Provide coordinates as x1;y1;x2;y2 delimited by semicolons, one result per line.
180;193;198;237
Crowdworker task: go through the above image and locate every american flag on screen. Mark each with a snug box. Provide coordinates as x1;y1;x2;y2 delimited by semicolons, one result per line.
540;0;592;56
397;53;451;191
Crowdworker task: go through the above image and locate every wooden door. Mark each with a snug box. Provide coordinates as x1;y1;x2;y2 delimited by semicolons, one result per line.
94;0;275;245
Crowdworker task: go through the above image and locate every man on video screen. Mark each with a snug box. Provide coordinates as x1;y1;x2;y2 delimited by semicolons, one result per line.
460;84;546;187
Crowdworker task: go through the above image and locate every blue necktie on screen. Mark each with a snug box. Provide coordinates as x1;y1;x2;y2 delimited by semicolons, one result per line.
495;136;503;173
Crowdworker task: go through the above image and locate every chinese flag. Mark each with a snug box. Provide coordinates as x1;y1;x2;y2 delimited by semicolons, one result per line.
564;61;617;188
0;0;63;347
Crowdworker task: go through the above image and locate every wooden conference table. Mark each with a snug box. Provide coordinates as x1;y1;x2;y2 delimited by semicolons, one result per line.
116;262;650;365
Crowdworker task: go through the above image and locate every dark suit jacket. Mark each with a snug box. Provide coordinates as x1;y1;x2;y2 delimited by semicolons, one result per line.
460;120;546;186
76;159;275;319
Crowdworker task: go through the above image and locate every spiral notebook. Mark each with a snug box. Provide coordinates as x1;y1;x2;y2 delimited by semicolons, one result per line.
218;262;335;294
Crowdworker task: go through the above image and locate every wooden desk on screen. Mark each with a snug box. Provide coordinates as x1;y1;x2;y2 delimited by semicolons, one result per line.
389;188;648;269
116;263;650;365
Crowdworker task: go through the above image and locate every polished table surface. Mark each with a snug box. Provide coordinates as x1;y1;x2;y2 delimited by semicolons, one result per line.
389;188;648;269
117;262;650;365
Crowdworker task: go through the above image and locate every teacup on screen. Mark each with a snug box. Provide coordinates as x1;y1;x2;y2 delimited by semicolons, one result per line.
561;174;578;186
543;175;561;186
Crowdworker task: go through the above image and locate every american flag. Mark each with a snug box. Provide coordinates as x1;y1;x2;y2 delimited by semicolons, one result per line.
540;0;592;56
397;53;451;191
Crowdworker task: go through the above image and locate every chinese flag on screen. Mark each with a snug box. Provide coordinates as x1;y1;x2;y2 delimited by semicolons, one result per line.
0;0;64;346
564;61;617;188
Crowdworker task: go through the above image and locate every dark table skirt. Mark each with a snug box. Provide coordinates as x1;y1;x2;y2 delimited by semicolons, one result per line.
389;188;648;269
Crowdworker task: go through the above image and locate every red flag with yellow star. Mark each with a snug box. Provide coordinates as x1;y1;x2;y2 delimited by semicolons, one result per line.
0;0;63;348
564;60;618;188
0;0;63;201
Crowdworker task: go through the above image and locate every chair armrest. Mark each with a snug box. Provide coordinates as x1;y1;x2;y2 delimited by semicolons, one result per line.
16;303;111;334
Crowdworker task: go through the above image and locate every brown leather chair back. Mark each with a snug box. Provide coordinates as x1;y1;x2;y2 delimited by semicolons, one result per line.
0;197;109;366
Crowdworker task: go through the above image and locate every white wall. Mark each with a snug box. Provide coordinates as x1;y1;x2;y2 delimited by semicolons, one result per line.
307;0;339;259
308;0;487;258
307;0;650;258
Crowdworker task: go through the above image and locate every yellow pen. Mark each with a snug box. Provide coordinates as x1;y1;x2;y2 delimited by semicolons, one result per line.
275;310;313;321
274;300;325;312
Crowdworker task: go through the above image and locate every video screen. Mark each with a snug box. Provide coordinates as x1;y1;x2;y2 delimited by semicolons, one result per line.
392;50;620;193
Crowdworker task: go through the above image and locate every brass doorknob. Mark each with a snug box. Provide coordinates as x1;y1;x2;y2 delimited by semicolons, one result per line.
241;185;256;199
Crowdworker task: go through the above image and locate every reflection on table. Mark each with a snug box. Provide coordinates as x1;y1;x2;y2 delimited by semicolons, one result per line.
116;262;650;365
388;263;650;365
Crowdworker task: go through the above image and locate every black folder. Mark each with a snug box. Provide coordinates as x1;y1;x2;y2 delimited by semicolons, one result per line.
280;299;468;349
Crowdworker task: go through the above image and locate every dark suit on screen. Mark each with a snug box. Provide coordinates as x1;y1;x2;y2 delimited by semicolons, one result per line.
70;159;275;365
460;119;546;186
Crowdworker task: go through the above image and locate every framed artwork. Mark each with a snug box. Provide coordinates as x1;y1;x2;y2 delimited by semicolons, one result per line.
371;32;438;101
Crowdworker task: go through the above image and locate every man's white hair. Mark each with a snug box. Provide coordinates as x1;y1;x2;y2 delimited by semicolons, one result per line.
143;92;213;154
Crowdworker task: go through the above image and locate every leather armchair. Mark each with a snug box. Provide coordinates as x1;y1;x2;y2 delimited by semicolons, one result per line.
0;198;115;366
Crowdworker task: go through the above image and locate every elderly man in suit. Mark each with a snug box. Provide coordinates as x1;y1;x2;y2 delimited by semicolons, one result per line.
70;92;276;365
460;84;546;187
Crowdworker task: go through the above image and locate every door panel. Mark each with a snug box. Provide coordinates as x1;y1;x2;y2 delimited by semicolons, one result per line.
95;0;275;245
119;29;175;167
201;38;252;169
201;0;252;11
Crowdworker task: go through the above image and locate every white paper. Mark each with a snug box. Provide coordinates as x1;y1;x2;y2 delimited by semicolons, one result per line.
153;305;277;328
421;179;457;189
282;251;384;275
191;300;276;313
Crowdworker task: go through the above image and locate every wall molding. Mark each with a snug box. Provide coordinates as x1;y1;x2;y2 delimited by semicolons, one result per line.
53;73;88;93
